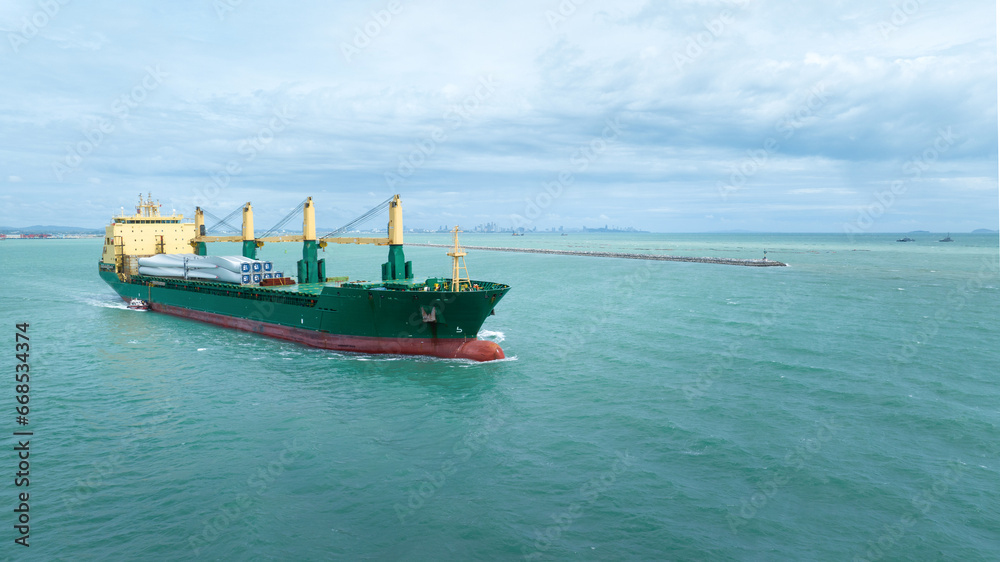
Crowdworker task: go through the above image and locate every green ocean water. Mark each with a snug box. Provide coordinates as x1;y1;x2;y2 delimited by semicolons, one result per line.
0;232;998;561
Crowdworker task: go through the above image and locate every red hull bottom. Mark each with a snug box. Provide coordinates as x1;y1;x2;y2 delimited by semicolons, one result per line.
140;301;505;362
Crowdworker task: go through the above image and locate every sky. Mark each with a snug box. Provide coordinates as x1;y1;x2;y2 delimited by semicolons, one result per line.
0;0;997;233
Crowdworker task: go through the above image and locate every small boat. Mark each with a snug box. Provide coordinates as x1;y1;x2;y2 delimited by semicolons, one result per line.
897;237;915;242
939;233;953;242
127;298;149;310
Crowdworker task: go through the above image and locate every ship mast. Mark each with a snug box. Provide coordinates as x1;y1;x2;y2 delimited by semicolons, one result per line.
136;192;161;217
241;202;257;259
447;226;469;291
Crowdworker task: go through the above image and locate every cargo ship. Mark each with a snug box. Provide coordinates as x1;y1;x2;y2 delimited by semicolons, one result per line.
99;194;510;361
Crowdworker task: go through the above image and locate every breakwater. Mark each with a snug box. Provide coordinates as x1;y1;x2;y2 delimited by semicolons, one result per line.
408;244;787;267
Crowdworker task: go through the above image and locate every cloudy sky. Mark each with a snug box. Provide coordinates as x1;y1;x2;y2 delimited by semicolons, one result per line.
0;0;996;232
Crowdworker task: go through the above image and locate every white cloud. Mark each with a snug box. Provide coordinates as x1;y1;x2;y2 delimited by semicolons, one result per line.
0;0;994;232
789;188;856;195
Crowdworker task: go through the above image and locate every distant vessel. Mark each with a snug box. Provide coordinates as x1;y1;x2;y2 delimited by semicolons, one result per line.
939;233;954;242
897;237;916;242
99;194;509;361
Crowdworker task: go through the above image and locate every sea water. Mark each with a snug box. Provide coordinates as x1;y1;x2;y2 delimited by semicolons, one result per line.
0;233;997;560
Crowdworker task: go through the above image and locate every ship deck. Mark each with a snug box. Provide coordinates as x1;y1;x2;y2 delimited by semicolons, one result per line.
268;282;342;295
128;274;508;296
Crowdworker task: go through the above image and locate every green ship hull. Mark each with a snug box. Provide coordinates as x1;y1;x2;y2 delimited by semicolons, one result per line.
99;265;510;361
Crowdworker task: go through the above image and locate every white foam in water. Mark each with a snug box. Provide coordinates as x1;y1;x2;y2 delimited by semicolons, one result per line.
478;329;505;343
81;296;127;310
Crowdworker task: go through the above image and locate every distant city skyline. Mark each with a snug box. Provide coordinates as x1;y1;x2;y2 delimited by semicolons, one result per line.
0;1;996;233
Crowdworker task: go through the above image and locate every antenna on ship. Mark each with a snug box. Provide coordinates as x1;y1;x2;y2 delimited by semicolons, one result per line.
447;226;470;291
135;192;162;217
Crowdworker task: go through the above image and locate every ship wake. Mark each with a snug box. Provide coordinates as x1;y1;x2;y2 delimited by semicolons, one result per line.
80;295;131;310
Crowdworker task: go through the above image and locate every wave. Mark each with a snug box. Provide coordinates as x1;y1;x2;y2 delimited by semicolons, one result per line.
79;296;128;310
478;329;505;343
